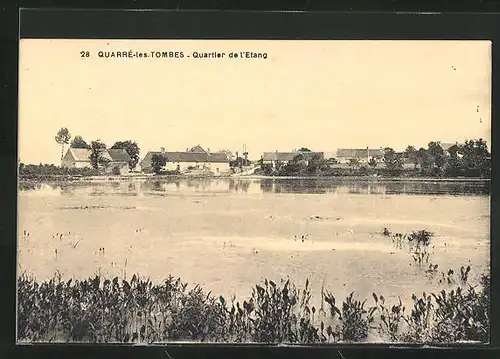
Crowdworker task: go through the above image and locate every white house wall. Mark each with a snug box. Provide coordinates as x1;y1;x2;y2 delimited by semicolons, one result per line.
164;162;231;174
74;162;93;169
337;157;383;164
62;160;93;169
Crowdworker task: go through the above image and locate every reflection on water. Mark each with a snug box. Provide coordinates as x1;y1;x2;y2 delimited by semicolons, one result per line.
18;177;490;197
18;175;490;319
260;179;489;196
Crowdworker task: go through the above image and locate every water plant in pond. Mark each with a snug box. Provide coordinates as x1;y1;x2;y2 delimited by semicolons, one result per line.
17;268;489;344
371;293;405;342
382;228;435;269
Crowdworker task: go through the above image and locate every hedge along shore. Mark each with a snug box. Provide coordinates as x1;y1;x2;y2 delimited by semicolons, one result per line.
18;174;492;183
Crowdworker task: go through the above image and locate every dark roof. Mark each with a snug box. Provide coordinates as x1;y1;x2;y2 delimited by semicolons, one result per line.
142;151;229;164
440;142;463;151
337;149;383;158
69;148;91;161
207;153;229;162
107;149;131;162
262;152;296;161
189;145;208;153
67;148;130;162
262;152;324;161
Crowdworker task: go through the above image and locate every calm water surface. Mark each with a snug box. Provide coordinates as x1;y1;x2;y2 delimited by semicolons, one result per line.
18;178;490;309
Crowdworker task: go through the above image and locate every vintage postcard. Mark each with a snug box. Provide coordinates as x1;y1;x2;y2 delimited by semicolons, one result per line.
17;39;491;344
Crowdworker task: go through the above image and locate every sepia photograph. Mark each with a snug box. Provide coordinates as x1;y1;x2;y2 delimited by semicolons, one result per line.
17;39;491;344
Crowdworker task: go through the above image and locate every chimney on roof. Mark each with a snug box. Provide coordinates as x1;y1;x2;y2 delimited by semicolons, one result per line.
161;147;165;154
207;148;210;153
186;148;188;152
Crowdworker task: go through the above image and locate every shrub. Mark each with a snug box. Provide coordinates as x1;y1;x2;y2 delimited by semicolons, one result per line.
19;164;100;180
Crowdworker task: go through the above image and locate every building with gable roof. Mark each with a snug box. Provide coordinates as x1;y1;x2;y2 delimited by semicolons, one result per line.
61;148;131;174
261;150;324;169
336;148;384;164
140;145;230;175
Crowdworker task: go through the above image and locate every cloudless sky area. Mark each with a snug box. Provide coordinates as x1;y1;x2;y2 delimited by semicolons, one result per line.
19;39;491;164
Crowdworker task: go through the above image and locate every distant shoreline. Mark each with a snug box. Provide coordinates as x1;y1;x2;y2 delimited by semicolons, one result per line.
18;174;491;184
238;175;491;182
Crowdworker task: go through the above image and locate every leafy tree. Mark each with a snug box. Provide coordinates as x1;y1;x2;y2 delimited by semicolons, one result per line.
279;162;300;176
348;158;360;168
292;154;305;162
298;147;312;152
55;127;71;161
151;154;167;175
111;141;141;170
427;142;447;173
404;146;418;169
275;160;285;171
260;163;274;176
416;148;433;172
307;154;327;174
383;147;403;176
444;145;463;177
279;155;306;175
70;135;90;149
460;139;491;178
447;144;461;157
368;158;377;168
359;165;370;176
230;157;251;169
89;140;108;170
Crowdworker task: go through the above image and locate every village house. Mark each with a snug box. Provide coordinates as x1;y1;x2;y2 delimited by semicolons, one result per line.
335;148;384;164
441;142;459;151
261;150;325;169
140;145;231;175
440;142;464;156
61;148;131;175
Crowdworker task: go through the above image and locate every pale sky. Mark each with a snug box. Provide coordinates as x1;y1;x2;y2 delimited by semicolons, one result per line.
19;39;491;164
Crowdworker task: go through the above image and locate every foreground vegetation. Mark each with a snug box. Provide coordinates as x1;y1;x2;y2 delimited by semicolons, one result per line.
17;226;489;344
18;270;489;344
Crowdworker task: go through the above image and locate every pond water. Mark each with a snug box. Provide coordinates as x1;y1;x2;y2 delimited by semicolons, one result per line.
18;178;490;310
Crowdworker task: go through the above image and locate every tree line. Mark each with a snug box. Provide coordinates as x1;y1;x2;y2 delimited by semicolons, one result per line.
385;140;490;178
55;127;141;172
257;139;490;178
